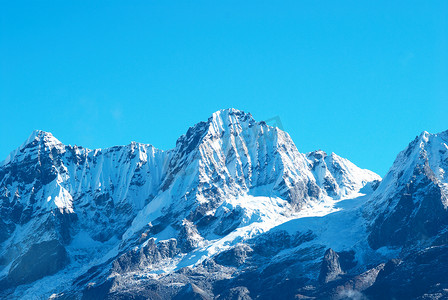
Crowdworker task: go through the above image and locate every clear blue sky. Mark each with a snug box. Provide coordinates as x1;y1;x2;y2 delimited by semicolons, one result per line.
1;1;447;176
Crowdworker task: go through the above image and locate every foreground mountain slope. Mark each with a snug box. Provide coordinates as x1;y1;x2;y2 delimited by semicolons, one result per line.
0;108;415;299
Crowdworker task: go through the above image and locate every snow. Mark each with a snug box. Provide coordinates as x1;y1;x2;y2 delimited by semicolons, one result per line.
122;190;172;241
69;231;103;249
275;194;368;250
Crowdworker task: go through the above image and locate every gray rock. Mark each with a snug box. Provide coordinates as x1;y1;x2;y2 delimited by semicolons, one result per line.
217;286;251;300
318;248;343;284
173;283;212;300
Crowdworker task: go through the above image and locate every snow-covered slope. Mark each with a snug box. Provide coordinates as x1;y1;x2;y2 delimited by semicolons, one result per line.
0;109;384;299
307;150;379;199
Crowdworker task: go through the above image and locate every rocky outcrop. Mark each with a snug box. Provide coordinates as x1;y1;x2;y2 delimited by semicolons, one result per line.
217;286;252;300
173;283;212;300
318;248;344;284
112;238;179;273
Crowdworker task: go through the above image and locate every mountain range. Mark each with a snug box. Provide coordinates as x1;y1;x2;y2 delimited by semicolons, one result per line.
1;108;447;299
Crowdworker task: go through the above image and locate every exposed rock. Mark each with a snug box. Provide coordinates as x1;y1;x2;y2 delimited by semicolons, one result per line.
173;283;212;300
177;220;204;252
112;238;179;273
217;286;252;300
318;249;343;284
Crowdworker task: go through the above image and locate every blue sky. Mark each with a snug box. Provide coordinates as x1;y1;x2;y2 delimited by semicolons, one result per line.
0;1;447;176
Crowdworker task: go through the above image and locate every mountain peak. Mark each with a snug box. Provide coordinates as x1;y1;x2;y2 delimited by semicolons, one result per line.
21;130;63;149
25;129;58;143
2;130;64;166
208;108;255;130
173;108;257;153
210;108;253;119
411;130;448;149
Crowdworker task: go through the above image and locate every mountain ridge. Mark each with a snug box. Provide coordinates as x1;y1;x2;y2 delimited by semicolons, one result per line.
1;108;446;299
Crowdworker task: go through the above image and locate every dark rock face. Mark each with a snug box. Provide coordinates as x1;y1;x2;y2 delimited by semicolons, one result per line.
217;286;251;300
81;278;115;300
214;208;244;236
365;245;448;299
337;250;357;271
318;249;344;284
7;240;68;287
0;218;12;244
251;230;293;256
173;283;212;300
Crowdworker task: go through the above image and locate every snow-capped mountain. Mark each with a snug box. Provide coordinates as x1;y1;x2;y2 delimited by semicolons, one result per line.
367;130;448;250
1;108;446;299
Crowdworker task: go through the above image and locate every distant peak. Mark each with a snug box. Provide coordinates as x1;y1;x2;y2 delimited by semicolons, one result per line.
174;108;272;155
416;130;448;143
213;108;244;115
